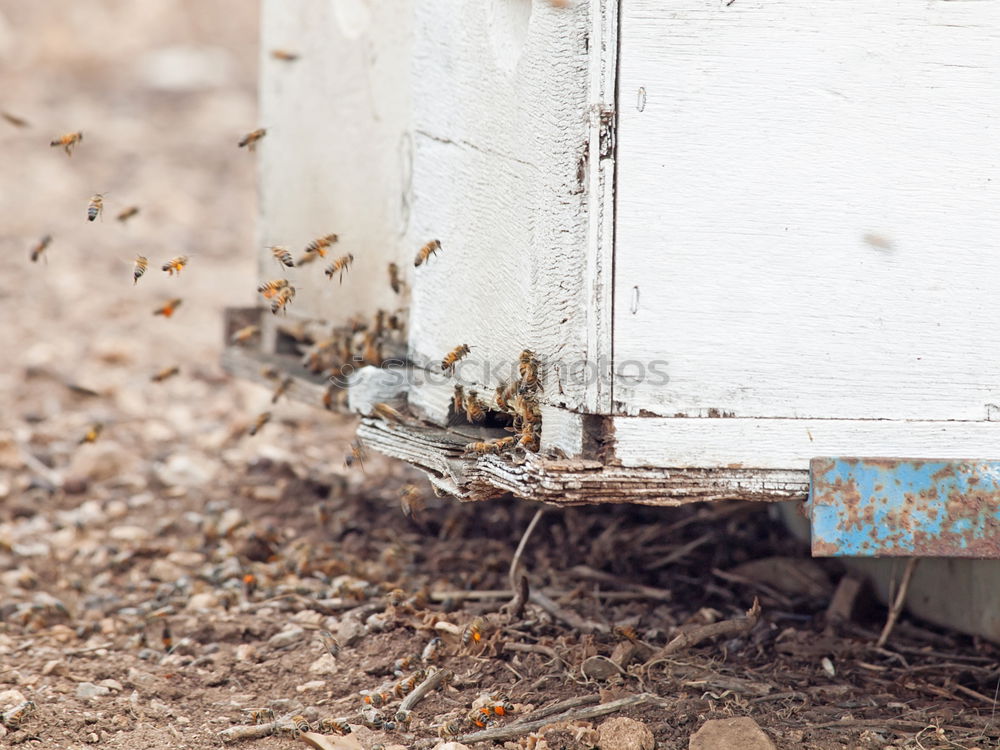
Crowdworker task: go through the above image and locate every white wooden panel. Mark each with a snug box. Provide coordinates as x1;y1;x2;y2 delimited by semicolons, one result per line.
614;0;1000;421
614;418;1000;470
258;0;412;332
406;0;613;416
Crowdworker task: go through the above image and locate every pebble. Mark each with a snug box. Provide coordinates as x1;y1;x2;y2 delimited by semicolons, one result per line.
41;660;62;676
167;551;205;567
0;688;28;706
295;680;327;693
689;717;776;750
98;679;123;692
597;717;655;750
153;453;218;487
127;668;158;691
148;559;185;582
76;682;111;699
267;627;305;650
235;644;258;662
109;525;151;542
186;592;219;611
217;508;245;537
581;655;621;681
308;653;337;675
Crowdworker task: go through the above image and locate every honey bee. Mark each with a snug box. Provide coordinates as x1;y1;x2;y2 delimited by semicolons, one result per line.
29;234;52;263
464;436;516;455
489;701;515;717
451;385;465;416
421;636;444;663
243;707;275;725
270;376;292;404
613;625;639;642
495;380;520;414
270;49;300;61
518;422;540;452
519;350;541;390
270;245;295;267
370;402;406;423
317;718;352;735
388;262;403;294
2;111;29;128
324;253;355;283
361;691;390;709
260;365;280;381
414;239;441;267
323;384;346;411
344;438;367;470
50;131;82;156
257;278;289;299
117;206;140;223
161;255;188;275
87;193;105;222
242;572;256;597
361;331;381;365
394;709;413;729
151;366;180;383
288;715;310;738
391;653;418;673
79;423;103;445
238;128;266;151
153;298;183;317
230;324;259;345
132;255;148;284
400;484;424;520
1;700;36;728
441;343;470;373
270;285;296;315
467;707;494;729
462;616;485;648
464;390;486;423
318;629;340;658
161;623;173;651
438;720;463;739
248;411;271;436
301;233;339;261
512;394;541;425
393;673;419;698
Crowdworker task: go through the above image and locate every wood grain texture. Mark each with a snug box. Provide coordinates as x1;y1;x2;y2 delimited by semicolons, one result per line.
614;0;1000;421
613;417;1000;470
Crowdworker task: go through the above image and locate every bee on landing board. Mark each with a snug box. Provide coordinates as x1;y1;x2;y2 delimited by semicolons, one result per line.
495;380;519;414
132;256;148;285
87;193;105;222
238;128;266;151
151;366;180;383
463;390;486;424
79;423;103;445
414;239;441;267
270;245;294;268
270;285;295;315
388;262;403;294
370;402;406;423
117;205;140;223
29;234;52;263
464;436;516;456
324;253;355;283
153;298;182;317
161;255;188;275
248;411;271;436
2;111;29;128
50;131;82;156
257;278;289;299
441;344;470;373
519;349;541;391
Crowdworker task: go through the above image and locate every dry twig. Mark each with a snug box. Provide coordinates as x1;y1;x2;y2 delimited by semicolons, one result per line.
398;668;453;712
529;590;609;635
876;558;919;648
645;598;761;665
502;641;565;666
568;565;672;601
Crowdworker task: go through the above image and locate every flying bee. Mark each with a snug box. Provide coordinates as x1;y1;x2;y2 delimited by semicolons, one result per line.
79;423;103;445
324;253;355;283
441;343;470;373
29;234;52;263
519;349;541;390
270;376;292;404
248;411;271;436
257;278;289;299
344;438;367;471
462;616;485;648
451;385;465;417
393;673;419;699
323;384;346;411
117;205;139;223
318;629;340;659
270;285;295;315
87;193;105;222
388;262;403;294
317;718;352;735
2;111;29;128
1;700;36;728
151;366;180;383
414;239;441;267
464;390;486;424
132;255;148;284
50;131;82;156
153;298;183;317
370;402;406;423
238;128;266;151
243;707;275;725
303;233;338;258
421;636;444;663
400;484;424;520
270;49;300;61
230;324;259;345
161;255;188;275
270;245;295;267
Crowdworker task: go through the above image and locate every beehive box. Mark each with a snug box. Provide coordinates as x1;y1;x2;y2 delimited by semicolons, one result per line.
226;0;1000;513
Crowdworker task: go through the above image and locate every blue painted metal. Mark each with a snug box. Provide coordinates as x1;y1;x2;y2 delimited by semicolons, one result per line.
809;458;1000;558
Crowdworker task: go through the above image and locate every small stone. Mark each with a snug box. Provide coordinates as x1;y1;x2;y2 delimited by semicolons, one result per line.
309;653;337;675
597;717;654;750
689;717;776;750
126;668;157;691
0;688;28;706
217;508;245;537
148;558;184;582
41;660;61;676
267;627;305;650
167;551;205;567
235;644;257;662
97;679;123;692
109;525;151;542
76;682;111;699
186;592;219;611
334;615;367;647
581;655;621;681
295;680;327;693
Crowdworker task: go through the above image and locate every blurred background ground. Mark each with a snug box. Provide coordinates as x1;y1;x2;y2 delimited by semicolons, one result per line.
2;3;1000;750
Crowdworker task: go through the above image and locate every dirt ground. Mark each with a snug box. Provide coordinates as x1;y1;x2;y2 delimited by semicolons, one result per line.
2;3;1000;750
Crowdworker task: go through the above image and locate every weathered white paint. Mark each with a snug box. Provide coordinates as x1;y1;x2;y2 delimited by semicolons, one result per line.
614;417;1000;470
614;0;1000;421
